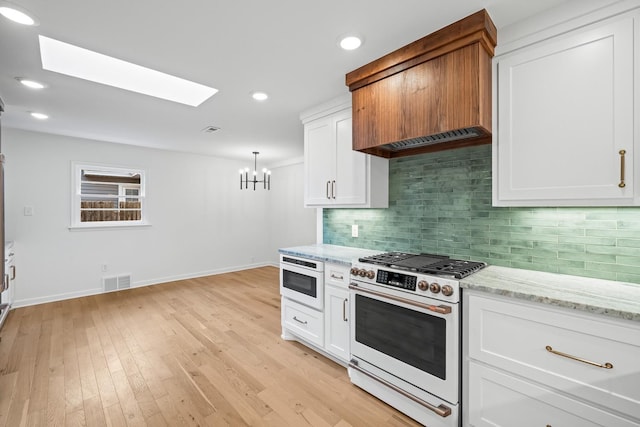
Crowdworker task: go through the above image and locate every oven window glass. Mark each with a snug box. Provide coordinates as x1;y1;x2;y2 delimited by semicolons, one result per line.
282;270;317;298
355;294;446;379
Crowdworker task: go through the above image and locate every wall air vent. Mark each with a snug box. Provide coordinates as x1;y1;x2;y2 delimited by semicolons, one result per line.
384;127;483;151
102;274;132;292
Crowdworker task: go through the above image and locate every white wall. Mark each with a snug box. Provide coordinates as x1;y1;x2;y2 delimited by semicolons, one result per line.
3;128;316;307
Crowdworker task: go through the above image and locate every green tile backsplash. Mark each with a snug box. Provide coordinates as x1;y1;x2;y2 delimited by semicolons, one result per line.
323;145;640;284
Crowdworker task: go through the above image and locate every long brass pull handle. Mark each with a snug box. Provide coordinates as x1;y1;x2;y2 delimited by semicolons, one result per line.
342;298;348;321
619;150;626;188
326;181;331;199
332;180;336;199
349;360;451;417
349;283;452;314
545;346;613;369
293;316;307;325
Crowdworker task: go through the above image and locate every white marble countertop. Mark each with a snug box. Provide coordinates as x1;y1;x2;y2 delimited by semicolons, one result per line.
278;244;383;266
461;265;640;322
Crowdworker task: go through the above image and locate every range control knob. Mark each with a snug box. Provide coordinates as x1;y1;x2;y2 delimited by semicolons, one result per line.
358;269;367;277
417;280;429;291
366;270;375;279
441;285;454;297
350;267;359;276
429;282;441;293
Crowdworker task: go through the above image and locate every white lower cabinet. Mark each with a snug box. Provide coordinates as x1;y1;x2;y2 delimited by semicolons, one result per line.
464;291;640;426
324;263;351;362
468;362;639;427
281;297;324;348
281;262;353;364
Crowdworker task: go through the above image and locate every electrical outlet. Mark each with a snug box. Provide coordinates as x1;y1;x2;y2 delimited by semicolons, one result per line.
101;264;108;272
352;224;359;238
24;206;34;216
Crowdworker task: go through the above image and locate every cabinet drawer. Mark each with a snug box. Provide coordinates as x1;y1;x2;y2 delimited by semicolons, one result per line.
468;362;639;427
467;293;640;418
282;298;324;347
325;264;350;289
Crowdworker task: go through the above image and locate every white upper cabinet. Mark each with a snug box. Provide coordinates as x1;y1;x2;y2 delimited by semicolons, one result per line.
302;95;389;208
493;5;639;206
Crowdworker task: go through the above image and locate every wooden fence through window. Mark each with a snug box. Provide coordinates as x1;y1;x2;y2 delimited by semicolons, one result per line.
81;201;141;222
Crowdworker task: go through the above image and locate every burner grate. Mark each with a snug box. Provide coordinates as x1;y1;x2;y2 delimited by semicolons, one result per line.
359;251;486;279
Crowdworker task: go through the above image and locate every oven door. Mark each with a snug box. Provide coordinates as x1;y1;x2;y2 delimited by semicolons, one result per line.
349;281;460;405
280;262;323;310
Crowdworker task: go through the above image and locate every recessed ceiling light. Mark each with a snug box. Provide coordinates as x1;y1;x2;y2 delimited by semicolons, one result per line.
0;2;38;25
16;77;46;89
339;35;363;51
251;91;268;101
38;35;218;107
30;112;49;120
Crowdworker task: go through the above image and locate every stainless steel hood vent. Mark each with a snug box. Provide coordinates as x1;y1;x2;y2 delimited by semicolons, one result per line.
383;127;482;152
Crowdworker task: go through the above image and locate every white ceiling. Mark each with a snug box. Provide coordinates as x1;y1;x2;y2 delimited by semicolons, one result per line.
0;0;570;165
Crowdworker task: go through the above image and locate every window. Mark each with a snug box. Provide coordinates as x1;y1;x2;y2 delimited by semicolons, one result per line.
71;163;147;228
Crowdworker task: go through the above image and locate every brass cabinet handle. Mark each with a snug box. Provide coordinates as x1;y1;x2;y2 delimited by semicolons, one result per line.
342;298;348;321
326;181;331;199
545;345;613;369
619;149;626;188
331;273;344;280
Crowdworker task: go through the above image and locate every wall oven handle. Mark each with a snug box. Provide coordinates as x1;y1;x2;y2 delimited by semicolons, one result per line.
349;283;452;315
349;360;452;418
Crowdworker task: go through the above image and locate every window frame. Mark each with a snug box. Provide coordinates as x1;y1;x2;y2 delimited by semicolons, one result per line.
70;162;149;229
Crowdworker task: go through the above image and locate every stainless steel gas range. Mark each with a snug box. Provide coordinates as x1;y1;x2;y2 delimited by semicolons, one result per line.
348;252;486;427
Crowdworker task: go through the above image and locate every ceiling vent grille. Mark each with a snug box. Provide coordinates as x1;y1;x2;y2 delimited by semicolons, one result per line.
201;126;221;133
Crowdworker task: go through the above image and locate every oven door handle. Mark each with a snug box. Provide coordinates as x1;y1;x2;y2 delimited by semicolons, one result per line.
349;284;452;315
349;360;452;418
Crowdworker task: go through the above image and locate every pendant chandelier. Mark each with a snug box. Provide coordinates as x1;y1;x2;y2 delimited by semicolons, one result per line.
239;151;271;190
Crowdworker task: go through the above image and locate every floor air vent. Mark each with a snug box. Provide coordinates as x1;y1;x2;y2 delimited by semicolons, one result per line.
103;274;132;292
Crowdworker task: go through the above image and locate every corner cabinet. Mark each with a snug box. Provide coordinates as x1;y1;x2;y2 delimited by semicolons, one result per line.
463;291;640;427
301;95;388;208
493;6;640;206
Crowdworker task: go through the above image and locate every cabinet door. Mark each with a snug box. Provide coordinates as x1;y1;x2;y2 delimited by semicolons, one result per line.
324;285;350;361
495;15;634;205
468;362;639;427
334;110;367;205
304;118;335;205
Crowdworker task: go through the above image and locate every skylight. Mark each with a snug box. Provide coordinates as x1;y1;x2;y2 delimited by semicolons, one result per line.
38;35;218;107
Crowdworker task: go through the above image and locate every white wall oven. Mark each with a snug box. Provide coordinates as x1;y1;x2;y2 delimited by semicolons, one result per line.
279;254;324;310
349;252;485;427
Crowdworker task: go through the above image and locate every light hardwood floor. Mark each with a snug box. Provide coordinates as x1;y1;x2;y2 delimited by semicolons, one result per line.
0;266;421;426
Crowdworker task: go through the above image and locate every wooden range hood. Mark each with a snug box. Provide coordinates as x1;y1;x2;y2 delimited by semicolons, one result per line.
346;10;497;158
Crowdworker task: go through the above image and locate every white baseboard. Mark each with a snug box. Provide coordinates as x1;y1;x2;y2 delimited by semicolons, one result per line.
12;262;279;309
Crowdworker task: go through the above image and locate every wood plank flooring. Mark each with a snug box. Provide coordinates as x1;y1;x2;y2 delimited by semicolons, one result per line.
0;266;421;426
